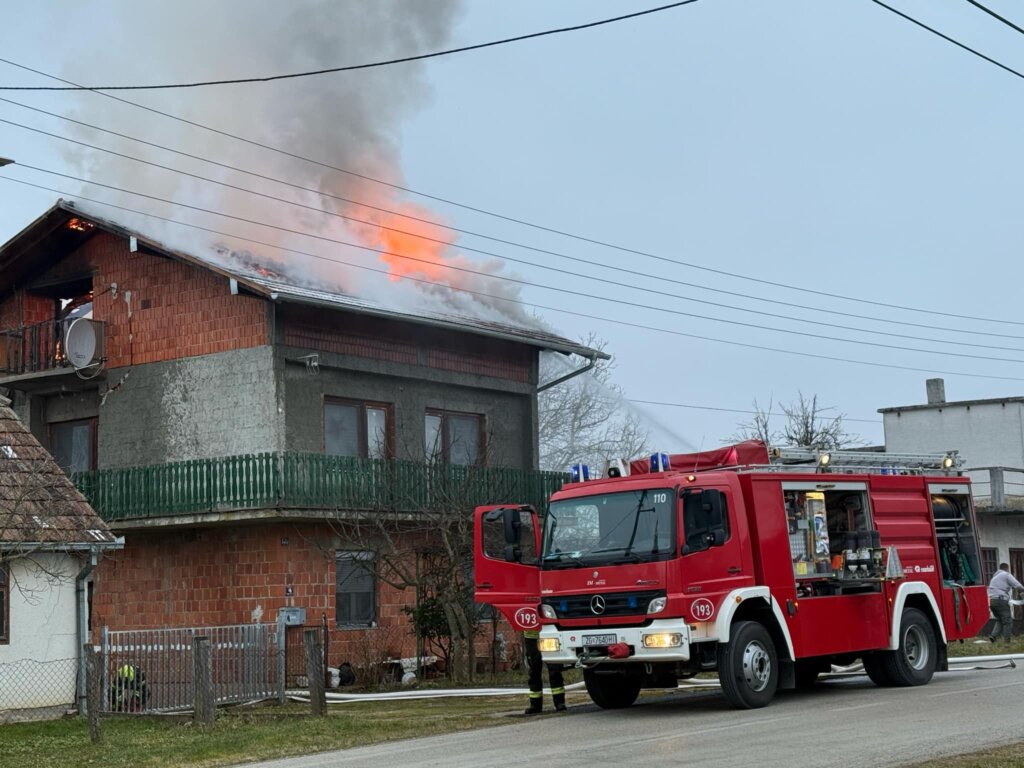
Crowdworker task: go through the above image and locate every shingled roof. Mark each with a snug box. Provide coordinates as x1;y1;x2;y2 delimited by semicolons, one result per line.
0;396;116;549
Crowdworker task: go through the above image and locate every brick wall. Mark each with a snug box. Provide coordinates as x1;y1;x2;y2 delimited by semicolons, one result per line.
92;522;512;670
0;292;55;329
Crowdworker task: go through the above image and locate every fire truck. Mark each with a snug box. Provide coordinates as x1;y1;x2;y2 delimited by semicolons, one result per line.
474;441;988;710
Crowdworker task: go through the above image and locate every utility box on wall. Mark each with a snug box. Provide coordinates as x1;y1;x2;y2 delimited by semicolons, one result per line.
278;607;306;626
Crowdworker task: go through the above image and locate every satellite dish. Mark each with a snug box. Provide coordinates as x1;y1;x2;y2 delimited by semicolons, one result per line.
64;318;105;369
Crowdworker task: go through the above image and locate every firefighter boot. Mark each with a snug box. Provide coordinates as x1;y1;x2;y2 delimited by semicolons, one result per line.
524;695;543;715
553;690;567;712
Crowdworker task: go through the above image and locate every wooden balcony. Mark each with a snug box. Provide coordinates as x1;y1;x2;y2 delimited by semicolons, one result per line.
72;453;568;525
1;319;64;375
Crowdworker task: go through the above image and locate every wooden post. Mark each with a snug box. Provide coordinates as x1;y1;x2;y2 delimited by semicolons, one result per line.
193;635;215;725
303;628;326;716
83;644;101;743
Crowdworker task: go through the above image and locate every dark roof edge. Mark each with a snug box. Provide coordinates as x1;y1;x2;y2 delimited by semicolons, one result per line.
879;396;1024;414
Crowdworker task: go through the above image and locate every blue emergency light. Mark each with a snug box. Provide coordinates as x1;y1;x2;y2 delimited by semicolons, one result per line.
571;463;590;482
650;453;671;472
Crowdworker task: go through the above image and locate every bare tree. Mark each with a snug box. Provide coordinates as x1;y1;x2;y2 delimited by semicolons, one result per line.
727;392;860;449
728;398;778;445
539;334;650;472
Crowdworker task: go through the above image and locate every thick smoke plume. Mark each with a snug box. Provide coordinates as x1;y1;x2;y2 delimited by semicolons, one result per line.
51;0;534;325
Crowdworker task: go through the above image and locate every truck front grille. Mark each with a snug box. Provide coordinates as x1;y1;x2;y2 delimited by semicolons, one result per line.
545;590;665;619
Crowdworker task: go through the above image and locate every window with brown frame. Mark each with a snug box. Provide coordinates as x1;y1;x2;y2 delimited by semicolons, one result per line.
0;563;9;644
49;418;97;475
324;399;393;459
424;410;484;466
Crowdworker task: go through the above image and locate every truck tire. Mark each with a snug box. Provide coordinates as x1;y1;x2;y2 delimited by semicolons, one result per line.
881;608;937;686
583;668;642;709
717;621;778;709
862;653;894;687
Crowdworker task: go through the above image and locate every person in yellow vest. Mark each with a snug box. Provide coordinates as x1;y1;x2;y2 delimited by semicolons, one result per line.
524;628;566;714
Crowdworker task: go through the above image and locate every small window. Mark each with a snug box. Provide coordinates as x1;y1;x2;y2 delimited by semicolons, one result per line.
325;400;392;459
336;551;376;627
982;548;999;583
682;489;730;553
481;509;538;565
50;418;96;474
0;564;8;644
425;410;483;466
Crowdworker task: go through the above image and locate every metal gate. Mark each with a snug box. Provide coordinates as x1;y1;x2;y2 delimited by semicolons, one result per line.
100;622;285;713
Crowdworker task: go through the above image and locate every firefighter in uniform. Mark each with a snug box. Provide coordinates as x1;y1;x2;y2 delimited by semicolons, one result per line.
524;627;566;714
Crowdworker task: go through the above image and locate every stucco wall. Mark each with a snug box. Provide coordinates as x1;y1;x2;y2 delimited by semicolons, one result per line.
97;346;279;468
0;554;80;712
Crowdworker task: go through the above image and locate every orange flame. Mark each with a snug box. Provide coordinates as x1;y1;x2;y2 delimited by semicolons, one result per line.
357;199;456;284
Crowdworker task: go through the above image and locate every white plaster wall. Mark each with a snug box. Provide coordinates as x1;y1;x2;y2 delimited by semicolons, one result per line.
883;401;1024;468
0;554;80;711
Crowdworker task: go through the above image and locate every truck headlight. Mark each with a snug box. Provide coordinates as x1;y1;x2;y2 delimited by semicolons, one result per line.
642;633;682;648
538;638;560;652
540;604;557;619
647;597;667;615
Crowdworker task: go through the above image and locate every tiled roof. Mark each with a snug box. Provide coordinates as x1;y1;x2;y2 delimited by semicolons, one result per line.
0;397;116;548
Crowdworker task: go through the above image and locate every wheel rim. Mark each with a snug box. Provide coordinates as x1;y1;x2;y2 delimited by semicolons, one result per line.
741;640;772;692
903;624;930;671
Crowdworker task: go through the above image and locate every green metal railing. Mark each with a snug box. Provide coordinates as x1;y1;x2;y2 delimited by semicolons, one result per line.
72;453;568;523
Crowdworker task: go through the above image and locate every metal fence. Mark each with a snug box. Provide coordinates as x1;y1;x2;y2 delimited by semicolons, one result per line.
100;622;285;713
0;657;78;723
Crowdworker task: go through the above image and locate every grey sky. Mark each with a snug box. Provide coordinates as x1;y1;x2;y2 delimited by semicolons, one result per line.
1;1;1022;453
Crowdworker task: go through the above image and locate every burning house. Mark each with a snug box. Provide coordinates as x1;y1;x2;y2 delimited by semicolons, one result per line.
0;199;605;677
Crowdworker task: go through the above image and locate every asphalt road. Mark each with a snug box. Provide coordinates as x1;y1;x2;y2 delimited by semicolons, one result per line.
248;665;1024;768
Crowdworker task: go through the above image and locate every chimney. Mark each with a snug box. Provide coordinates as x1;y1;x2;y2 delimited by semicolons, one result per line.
926;378;946;405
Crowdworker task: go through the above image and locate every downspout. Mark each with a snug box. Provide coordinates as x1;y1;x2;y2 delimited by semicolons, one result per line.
76;548;98;715
536;353;598;393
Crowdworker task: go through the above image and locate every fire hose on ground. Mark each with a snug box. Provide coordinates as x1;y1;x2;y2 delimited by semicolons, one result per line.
283;654;1020;705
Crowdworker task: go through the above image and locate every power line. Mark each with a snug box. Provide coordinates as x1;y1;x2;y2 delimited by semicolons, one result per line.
869;0;1024;82
14;161;1024;367
964;0;1024;36
2;57;1022;330
5;172;1024;384
629;399;883;424
0;2;700;91
5;110;1024;351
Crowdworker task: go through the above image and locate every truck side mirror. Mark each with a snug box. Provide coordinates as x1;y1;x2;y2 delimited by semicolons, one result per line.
703;490;725;530
503;508;522;563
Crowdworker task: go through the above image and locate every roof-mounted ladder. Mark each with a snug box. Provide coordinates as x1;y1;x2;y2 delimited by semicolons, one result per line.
766;446;961;474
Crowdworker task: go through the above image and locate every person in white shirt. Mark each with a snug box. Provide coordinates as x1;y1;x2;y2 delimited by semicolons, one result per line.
987;563;1023;643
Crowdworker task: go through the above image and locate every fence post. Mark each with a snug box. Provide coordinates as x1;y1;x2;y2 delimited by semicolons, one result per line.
991;467;1006;508
277;615;287;704
193;636;215;725
100;625;110;714
83;644;102;743
303;628;326;716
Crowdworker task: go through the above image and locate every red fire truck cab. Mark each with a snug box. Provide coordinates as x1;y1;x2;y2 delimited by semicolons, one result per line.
474;442;988;710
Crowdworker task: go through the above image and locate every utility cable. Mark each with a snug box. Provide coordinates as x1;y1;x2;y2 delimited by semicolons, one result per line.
11;161;1024;367
869;0;1024;82
0;2;700;91
1;55;1022;329
628;399;882;424
964;0;1024;37
4;173;1024;384
4;110;1024;349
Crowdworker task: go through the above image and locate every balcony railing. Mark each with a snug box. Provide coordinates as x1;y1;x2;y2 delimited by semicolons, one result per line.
72;452;569;523
967;466;1024;512
1;319;64;375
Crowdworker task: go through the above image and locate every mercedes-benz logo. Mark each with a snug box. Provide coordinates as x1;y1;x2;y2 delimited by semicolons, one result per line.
590;595;606;615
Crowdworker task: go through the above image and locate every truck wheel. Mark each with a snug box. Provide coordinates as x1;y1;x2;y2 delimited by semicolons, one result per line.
862;653;894;687
583;668;642;709
881;608;937;686
717;621;778;709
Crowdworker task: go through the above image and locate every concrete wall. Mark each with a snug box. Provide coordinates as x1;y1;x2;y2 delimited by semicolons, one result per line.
0;554;80;712
98;346;279;468
883;401;1024;468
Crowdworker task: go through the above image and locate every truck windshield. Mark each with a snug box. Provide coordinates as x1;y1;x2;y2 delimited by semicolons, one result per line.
541;488;675;568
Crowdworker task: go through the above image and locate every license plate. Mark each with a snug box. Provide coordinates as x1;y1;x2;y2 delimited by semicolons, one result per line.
582;633;617;647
